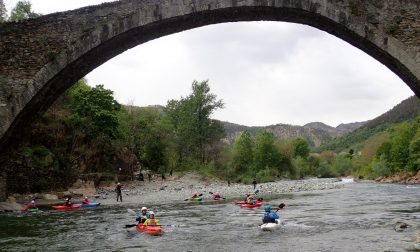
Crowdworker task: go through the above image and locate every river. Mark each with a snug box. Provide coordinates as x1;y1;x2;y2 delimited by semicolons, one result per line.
0;182;419;251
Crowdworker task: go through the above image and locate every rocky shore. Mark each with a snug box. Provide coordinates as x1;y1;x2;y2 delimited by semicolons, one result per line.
375;171;420;184
96;173;345;206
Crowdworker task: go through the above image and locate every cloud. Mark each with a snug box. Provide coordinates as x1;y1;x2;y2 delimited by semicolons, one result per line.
5;1;415;127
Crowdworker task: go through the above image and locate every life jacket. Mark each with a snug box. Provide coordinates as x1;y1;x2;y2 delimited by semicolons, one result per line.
82;199;89;204
148;218;157;226
262;215;271;224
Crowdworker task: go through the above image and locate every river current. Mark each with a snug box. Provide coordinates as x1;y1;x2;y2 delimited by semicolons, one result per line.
0;182;419;251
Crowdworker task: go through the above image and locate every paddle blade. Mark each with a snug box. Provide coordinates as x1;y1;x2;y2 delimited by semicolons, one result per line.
254;189;260;195
125;224;137;228
127;209;136;216
184;199;189;201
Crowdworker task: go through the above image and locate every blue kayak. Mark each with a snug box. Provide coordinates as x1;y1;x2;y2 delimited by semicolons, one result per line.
74;203;101;207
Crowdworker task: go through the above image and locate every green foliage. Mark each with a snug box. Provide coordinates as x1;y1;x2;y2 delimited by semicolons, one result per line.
332;154;355;176
371;154;392;178
317;96;420;153
231;130;254;174
291;156;311;179
9;0;40;22
292;137;310;158
316;160;337;178
70;82;121;140
389;122;416;172
406;119;420;172
254;130;283;172
166;80;225;163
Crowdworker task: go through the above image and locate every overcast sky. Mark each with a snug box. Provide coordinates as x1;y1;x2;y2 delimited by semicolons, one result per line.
5;0;415;127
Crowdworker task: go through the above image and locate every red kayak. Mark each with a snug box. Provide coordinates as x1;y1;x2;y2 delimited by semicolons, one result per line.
136;224;162;236
51;205;81;211
238;201;263;208
235;200;263;205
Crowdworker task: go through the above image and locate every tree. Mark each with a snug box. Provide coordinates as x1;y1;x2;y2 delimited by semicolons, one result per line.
0;0;7;22
10;0;40;22
70;83;121;140
389;122;416;172
166;80;225;164
292;137;310;159
231;130;254;174
253;130;283;172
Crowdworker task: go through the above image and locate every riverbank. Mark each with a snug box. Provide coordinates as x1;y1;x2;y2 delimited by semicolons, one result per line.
374;171;420;184
97;173;345;206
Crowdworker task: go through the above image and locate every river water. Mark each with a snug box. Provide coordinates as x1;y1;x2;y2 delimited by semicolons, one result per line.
0;182;419;252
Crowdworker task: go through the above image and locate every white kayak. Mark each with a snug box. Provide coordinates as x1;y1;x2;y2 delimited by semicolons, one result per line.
260;219;281;231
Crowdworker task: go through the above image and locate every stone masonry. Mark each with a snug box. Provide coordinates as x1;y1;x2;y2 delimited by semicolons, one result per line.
0;0;419;154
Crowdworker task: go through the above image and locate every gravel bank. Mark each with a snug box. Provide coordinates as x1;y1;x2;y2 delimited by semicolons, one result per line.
97;173;347;206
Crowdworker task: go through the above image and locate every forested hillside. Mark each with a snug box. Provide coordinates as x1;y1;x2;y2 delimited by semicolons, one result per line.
316;96;420;153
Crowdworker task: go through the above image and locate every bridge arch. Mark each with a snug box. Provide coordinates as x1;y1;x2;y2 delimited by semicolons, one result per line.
0;0;419;151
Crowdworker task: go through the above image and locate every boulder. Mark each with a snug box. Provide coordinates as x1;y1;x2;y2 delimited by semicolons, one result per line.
394;221;409;232
68;180;97;195
42;194;59;200
0;200;24;212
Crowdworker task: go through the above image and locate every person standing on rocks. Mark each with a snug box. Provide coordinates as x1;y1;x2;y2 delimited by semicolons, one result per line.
148;173;152;182
116;182;123;202
252;178;257;190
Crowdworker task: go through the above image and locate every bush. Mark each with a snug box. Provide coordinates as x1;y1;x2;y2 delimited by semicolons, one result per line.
371;155;392;178
316;160;337;178
256;169;277;183
333;155;355;176
291;157;310;179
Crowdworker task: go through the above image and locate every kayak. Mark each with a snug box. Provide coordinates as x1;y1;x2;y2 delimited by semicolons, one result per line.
74;203;101;207
51;205;81;211
239;201;263;208
190;197;202;202
136;224;163;236
235;200;263;205
260;219;281;231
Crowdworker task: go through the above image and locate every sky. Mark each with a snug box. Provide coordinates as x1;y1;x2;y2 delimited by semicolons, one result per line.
4;0;415;127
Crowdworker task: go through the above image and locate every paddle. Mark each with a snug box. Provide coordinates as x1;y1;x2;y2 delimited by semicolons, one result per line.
275;203;286;213
184;193;203;201
127;208;136;216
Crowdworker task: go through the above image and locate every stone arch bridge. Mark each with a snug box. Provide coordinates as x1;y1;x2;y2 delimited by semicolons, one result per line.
0;0;419;152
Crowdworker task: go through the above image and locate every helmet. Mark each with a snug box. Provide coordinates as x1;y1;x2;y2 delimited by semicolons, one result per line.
84;196;88;199
65;198;69;201
141;207;147;211
117;182;121;185
149;211;155;215
31;200;35;204
264;206;271;212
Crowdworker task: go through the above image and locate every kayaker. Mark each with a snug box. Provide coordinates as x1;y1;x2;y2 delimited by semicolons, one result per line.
143;211;160;226
82;196;89;204
212;193;222;200
64;198;72;207
136;207;150;224
252;177;257;190
261;205;279;224
23;200;37;211
116;182;123;202
246;195;256;205
243;194;250;202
